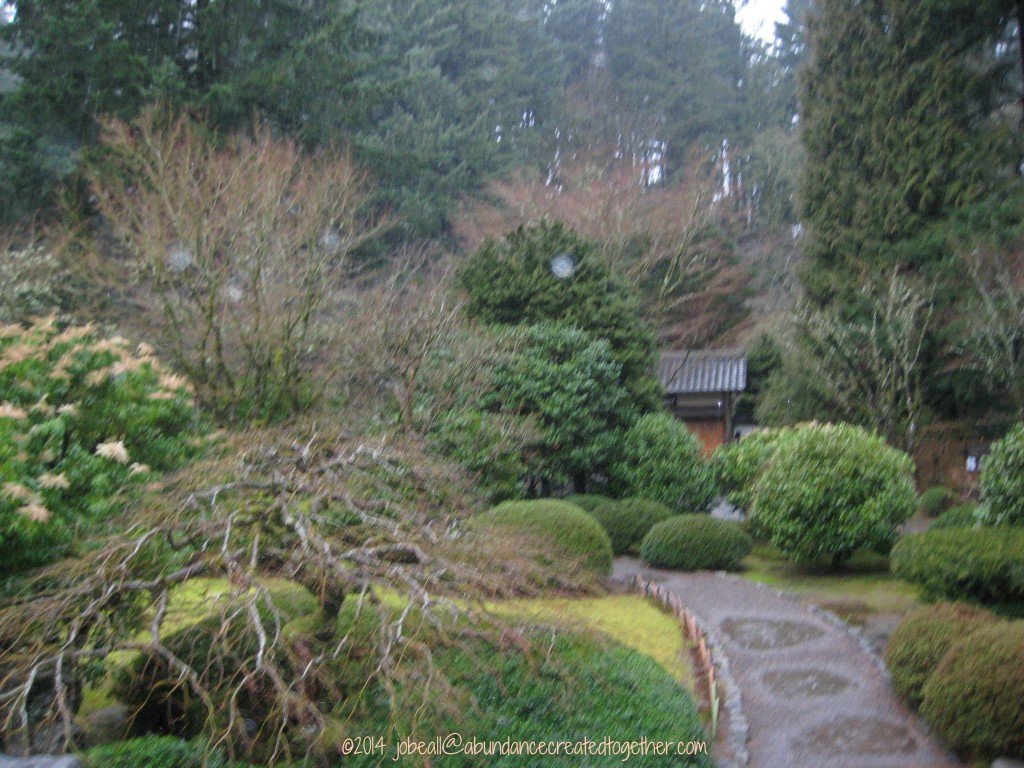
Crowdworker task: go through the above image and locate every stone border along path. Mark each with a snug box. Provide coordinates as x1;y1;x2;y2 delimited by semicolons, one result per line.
612;558;962;768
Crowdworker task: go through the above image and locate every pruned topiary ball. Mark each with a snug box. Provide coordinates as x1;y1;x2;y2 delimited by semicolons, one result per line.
473;500;614;575
884;602;999;708
640;514;751;571
920;620;1024;760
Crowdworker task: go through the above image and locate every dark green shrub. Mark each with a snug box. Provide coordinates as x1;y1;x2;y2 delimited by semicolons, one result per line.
0;319;204;573
981;423;1024;526
473;500;613;575
890;527;1024;604
563;494;613;513
749;423;916;567
917;486;952;516
920;620;1024;760
589;497;673;555
710;427;791;510
884;602;999;707
640;514;752;571
930;503;982;530
609;413;716;511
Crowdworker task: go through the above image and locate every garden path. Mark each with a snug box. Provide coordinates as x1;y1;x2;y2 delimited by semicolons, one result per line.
612;558;960;768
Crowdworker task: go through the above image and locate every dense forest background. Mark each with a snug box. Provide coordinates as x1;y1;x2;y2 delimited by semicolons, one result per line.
1;0;1023;443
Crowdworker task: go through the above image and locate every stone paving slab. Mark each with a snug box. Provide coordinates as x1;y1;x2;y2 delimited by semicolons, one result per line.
613;558;961;768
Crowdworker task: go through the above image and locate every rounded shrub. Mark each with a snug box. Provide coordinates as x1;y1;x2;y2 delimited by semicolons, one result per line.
981;422;1024;526
930;503;982;531
917;486;952;516
748;423;916;567
609;413;716;511
920;620;1024;760
473;500;613;575
710;427;791;510
890;527;1024;604
563;494;615;513
884;602;999;707
640;514;752;571
589;497;673;555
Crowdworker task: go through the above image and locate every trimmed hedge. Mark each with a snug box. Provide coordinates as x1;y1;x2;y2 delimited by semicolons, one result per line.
980;422;1024;526
917;486;952;516
884;602;999;707
749;423;916;566
589;497;673;555
640;514;752;571
474;500;614;575
609;413;716;511
930;503;982;531
920;621;1024;760
890;527;1024;604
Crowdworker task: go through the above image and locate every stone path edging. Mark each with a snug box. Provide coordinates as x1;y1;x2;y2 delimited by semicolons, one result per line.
626;574;749;768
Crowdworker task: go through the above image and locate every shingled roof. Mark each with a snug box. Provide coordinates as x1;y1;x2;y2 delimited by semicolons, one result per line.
659;349;747;394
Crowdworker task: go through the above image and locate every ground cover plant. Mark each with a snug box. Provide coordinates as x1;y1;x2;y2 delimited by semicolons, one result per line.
740;544;921;628
640;515;751;572
493;594;698;689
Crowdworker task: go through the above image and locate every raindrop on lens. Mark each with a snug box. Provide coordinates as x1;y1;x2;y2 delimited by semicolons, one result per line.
550;252;576;279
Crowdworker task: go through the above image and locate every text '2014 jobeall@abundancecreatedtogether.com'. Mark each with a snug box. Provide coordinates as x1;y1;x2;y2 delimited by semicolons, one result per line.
339;732;710;761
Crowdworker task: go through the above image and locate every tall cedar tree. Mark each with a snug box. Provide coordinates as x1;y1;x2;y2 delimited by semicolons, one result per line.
798;0;1020;306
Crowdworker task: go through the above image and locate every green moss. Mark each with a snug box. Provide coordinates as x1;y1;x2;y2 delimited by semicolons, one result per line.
740;545;921;621
495;594;696;690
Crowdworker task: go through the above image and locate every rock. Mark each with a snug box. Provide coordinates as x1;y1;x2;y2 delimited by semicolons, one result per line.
709;497;745;522
0;755;85;768
79;704;131;748
992;759;1024;768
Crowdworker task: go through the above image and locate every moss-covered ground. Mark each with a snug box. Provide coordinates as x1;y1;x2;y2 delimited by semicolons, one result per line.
740;544;921;627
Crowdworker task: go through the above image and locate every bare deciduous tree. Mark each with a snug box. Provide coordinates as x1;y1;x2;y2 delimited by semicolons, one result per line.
798;270;934;452
87;107;384;420
960;247;1024;415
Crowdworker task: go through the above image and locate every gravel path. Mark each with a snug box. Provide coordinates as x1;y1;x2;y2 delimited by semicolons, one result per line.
612;558;960;768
